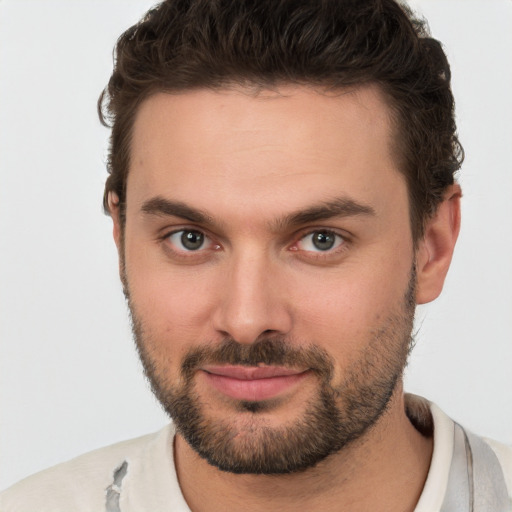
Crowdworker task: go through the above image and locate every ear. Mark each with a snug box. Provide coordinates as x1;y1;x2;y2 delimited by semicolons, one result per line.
107;192;128;290
415;184;461;305
107;192;123;252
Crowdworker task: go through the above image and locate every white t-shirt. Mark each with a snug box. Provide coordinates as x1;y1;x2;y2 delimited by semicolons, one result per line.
1;397;511;511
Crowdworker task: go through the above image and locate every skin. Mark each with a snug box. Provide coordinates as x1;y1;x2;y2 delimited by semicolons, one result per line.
110;85;461;511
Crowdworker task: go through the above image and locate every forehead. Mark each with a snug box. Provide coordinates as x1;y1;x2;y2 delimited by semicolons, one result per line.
127;85;407;226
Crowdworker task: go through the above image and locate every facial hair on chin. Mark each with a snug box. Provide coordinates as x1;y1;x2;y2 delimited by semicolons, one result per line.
126;269;416;475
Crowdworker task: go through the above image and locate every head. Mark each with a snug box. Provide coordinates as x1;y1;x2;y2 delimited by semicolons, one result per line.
99;0;462;474
99;0;463;242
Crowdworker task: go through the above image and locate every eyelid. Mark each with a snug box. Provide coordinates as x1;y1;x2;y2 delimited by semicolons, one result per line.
289;227;351;258
295;226;349;242
161;226;221;254
158;224;351;261
169;230;205;250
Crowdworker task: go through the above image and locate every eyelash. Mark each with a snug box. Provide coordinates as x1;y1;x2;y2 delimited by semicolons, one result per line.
291;229;349;260
161;228;220;261
160;227;350;261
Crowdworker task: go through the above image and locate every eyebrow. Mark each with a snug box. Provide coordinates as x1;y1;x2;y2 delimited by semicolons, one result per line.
273;197;376;230
140;195;375;230
141;197;215;226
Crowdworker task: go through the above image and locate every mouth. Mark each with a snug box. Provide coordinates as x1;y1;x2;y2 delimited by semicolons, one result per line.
200;365;310;402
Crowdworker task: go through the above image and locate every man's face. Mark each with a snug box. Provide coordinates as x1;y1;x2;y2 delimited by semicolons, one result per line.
119;85;417;473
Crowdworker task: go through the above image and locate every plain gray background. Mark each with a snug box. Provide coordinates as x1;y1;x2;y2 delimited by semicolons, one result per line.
1;0;511;490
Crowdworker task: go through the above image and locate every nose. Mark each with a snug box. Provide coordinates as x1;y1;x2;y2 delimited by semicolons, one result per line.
212;250;293;344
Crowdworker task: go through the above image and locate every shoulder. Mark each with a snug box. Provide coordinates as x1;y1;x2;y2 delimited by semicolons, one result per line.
429;399;512;497
409;395;512;511
0;426;173;512
485;437;512;493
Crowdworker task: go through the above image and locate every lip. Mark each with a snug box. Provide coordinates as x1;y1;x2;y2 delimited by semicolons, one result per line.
201;365;309;401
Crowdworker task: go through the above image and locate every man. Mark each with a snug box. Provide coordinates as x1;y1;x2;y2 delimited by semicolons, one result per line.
1;0;511;510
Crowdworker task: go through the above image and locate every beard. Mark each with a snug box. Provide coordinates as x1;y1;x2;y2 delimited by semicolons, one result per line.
126;269;416;475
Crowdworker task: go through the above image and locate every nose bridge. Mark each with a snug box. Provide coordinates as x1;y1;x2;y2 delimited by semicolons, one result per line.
213;245;291;344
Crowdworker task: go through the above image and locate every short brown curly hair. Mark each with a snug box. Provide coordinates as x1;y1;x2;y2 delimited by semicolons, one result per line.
98;0;463;241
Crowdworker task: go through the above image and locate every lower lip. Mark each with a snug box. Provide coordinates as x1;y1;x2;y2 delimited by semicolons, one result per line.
203;371;309;401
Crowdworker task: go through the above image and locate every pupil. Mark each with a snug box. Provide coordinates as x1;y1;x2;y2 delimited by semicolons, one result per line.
313;231;335;251
181;231;204;250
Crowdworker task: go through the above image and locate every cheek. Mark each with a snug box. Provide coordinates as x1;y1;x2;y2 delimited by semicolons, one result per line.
288;258;413;355
292;280;380;341
126;267;221;385
124;245;220;342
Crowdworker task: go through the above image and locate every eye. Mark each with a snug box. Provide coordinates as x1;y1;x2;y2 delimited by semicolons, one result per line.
167;229;208;251
297;230;344;252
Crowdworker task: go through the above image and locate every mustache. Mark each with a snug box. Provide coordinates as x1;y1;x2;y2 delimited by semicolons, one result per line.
181;337;334;381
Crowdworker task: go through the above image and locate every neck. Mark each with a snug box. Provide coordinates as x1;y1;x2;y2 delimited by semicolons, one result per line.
174;386;433;512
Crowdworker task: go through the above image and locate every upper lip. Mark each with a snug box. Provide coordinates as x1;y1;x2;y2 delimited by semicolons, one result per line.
201;365;307;380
